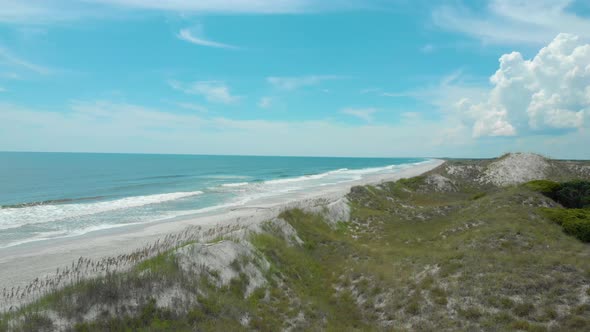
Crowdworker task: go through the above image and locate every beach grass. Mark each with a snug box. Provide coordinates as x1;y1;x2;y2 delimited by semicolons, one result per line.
2;157;590;330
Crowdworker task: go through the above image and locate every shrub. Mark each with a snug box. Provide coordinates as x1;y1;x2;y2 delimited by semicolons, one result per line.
529;180;590;242
561;217;590;243
525;180;590;208
523;180;560;195
397;176;425;190
542;208;590;242
551;181;590;209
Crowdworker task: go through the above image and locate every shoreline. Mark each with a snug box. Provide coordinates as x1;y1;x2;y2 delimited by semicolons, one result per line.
0;159;444;308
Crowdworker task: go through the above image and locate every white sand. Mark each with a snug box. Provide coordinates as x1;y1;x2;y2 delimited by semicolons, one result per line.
0;159;444;305
478;153;549;186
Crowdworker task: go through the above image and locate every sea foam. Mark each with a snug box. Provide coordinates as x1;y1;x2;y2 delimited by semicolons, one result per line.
0;155;432;248
0;191;203;230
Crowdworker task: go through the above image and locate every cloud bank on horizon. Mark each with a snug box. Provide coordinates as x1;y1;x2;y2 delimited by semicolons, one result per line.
0;0;589;158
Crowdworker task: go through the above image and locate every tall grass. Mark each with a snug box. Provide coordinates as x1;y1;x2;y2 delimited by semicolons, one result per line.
3;159;590;330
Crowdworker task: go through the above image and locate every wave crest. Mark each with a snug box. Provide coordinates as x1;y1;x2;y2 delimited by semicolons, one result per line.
0;191;203;230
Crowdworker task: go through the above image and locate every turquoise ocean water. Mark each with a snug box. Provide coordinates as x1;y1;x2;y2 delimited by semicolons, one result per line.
0;152;428;248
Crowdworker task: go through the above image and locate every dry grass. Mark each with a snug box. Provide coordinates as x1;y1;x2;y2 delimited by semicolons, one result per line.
2;157;590;331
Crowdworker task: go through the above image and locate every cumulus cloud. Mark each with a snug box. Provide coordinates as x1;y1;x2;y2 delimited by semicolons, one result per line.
169;80;240;104
458;33;590;137
470;103;516;137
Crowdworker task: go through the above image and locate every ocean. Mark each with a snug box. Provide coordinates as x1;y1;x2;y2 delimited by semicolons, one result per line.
0;152;428;248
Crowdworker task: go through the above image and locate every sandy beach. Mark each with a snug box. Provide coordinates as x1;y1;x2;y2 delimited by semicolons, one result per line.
0;159;443;307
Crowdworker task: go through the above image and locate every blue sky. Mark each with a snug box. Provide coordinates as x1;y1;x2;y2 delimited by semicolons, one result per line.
0;0;589;158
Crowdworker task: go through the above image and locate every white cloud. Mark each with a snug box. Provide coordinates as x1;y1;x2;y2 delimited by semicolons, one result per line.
401;112;420;120
0;0;384;23
0;101;451;157
341;107;377;122
470;104;516;137
381;70;488;111
432;0;590;45
0;46;51;75
0;1;67;23
0;1;118;24
0;46;51;92
89;0;391;14
175;102;208;112
380;34;589;139
457;33;590;137
2;100;589;159
169;80;240;104
91;0;313;13
177;27;238;49
258;97;273;109
267;75;341;90
380;91;407;97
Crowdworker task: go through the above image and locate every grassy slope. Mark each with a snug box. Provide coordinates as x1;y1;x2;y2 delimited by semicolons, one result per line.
2;158;590;331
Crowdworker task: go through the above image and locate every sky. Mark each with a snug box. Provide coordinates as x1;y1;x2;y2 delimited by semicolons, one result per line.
0;0;589;159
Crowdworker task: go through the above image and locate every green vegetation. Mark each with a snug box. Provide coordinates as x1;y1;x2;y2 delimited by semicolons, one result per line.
526;179;590;209
525;180;590;242
471;192;487;200
551;181;590;209
2;158;590;331
523;179;560;194
396;175;426;190
541;208;590;242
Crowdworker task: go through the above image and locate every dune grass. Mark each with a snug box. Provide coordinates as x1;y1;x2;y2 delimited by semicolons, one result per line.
2;166;590;331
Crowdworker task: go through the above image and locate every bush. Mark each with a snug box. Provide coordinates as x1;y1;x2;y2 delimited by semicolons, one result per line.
523;180;560;195
525;180;590;209
541;208;590;242
551;181;590;209
527;180;590;242
397;176;425;190
561;217;590;242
